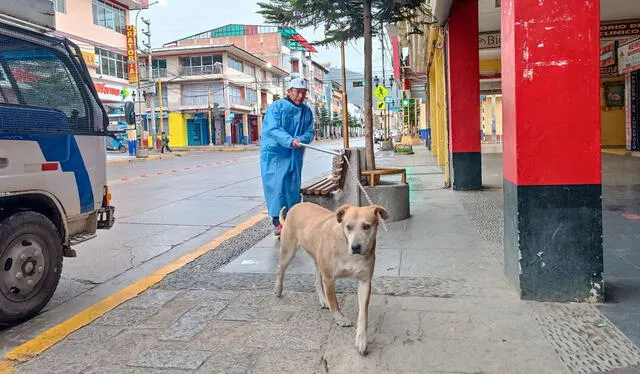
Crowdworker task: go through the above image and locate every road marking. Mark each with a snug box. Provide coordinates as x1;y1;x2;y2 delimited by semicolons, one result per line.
108;158;246;186
1;212;267;365
0;360;14;373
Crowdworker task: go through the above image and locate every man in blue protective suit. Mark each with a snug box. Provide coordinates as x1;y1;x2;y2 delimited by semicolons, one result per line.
260;77;315;236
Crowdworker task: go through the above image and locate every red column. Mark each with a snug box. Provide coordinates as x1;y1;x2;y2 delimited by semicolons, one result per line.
446;0;481;190
502;0;603;301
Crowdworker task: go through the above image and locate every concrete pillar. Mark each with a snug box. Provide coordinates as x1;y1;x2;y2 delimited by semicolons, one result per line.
502;0;603;302
242;113;249;145
224;109;232;146
446;0;481;190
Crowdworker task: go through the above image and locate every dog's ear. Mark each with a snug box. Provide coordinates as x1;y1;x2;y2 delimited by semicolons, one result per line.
336;205;349;223
373;205;390;220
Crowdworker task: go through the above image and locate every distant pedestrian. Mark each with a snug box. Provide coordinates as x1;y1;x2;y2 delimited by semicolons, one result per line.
259;78;315;237
161;131;172;153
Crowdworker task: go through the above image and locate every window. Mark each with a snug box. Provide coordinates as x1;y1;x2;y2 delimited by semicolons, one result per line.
245;64;255;77
246;88;257;104
92;0;126;34
228;56;244;72
291;60;299;73
229;85;244;105
0;35;104;134
53;0;66;13
152;59;167;78
153;85;168;108
262;70;267;81
181;83;224;106
272;76;281;86
96;48;128;79
179;55;222;75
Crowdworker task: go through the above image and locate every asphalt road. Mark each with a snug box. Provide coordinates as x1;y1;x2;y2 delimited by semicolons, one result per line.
0;137;364;356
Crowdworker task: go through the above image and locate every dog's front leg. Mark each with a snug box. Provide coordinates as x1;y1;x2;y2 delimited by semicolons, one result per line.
355;279;372;355
322;276;352;327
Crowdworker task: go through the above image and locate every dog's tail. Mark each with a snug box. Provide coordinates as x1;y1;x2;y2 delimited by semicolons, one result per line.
279;207;286;226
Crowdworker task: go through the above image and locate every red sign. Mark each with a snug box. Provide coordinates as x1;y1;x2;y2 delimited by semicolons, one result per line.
94;83;121;97
601;20;640;40
126;25;138;84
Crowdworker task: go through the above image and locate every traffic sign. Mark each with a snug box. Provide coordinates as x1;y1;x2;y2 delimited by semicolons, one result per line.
373;85;388;100
384;95;393;103
376;101;386;110
389;106;400;111
352;81;365;87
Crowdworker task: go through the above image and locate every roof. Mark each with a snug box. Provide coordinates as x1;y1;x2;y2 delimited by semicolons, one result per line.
164;24;318;53
146;43;289;76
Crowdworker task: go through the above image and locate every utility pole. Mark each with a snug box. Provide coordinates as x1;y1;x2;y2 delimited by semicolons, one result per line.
142;17;156;150
208;87;213;147
340;39;349;149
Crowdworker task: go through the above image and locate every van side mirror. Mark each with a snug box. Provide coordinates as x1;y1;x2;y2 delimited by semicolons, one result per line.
125;101;135;125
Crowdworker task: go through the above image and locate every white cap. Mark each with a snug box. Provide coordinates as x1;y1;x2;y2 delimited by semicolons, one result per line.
288;77;308;90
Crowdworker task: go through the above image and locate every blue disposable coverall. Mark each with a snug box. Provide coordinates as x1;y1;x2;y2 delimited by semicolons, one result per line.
260;98;315;218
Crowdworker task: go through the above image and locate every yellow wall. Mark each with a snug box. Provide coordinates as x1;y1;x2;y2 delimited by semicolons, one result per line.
601;76;626;147
479;59;501;75
168;112;188;147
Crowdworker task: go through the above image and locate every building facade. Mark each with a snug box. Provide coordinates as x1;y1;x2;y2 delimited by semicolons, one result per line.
139;44;288;147
51;0;147;131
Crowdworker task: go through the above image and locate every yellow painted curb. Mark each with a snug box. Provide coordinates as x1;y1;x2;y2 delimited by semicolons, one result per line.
3;212;267;364
0;360;14;373
601;148;629;156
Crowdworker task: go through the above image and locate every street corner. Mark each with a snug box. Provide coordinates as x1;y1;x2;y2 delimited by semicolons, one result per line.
1;211;270;370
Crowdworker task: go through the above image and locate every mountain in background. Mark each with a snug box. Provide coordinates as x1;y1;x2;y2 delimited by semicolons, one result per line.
326;67;365;109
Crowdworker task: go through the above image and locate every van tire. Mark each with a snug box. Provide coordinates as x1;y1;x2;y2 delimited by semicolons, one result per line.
0;212;63;326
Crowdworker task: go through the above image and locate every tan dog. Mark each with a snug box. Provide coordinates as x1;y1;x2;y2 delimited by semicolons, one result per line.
275;202;389;355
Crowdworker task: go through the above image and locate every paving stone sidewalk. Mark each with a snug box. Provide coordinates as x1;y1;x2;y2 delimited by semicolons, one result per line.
12;146;640;374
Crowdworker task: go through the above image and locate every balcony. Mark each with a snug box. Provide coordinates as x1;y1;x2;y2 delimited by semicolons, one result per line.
179;65;223;77
139;68;168;81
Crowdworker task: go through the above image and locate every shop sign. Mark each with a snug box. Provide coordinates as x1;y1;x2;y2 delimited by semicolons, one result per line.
618;38;640;75
601;20;640;40
600;40;619;78
479;32;500;50
126;25;139;84
94;82;131;102
82;51;99;68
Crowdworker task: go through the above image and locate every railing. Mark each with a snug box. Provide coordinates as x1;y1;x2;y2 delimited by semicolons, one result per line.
153;68;167;78
179;65;223;76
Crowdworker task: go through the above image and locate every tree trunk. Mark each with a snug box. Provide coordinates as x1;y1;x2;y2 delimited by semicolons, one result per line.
363;0;376;171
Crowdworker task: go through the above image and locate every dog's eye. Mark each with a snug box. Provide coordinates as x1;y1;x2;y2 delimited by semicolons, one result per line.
362;223;371;230
346;224;353;231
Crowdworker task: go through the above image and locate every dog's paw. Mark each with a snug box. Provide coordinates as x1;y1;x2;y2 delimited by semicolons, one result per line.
319;299;329;309
333;313;353;327
355;332;368;355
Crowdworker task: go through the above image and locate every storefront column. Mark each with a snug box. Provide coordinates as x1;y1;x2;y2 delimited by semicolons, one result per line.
502;0;603;301
224;109;232;146
446;0;481;190
242;113;249;145
257;115;263;144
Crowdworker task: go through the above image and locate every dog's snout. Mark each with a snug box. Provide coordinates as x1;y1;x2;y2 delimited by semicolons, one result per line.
351;244;362;254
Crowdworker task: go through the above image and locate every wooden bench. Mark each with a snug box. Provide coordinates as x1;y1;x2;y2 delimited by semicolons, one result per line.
301;150;349;196
360;167;407;187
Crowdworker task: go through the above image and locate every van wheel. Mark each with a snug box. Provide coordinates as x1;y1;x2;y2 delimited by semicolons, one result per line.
0;212;63;325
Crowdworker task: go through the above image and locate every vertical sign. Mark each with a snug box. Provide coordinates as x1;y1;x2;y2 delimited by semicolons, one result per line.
631;71;640;151
126;25;138;84
626;73;631;150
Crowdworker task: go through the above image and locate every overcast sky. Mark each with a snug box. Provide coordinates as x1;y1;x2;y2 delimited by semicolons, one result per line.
129;0;393;76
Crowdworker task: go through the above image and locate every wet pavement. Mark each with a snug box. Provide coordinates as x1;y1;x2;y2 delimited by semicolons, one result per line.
0;138;363;357
4;146;640;373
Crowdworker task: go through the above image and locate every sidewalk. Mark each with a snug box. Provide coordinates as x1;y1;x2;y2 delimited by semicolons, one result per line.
6;146;640;373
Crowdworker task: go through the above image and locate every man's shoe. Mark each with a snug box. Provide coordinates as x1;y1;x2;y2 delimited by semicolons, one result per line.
274;224;282;237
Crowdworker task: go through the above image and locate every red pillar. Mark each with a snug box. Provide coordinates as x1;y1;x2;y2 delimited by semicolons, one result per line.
502;0;603;301
447;0;481;190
